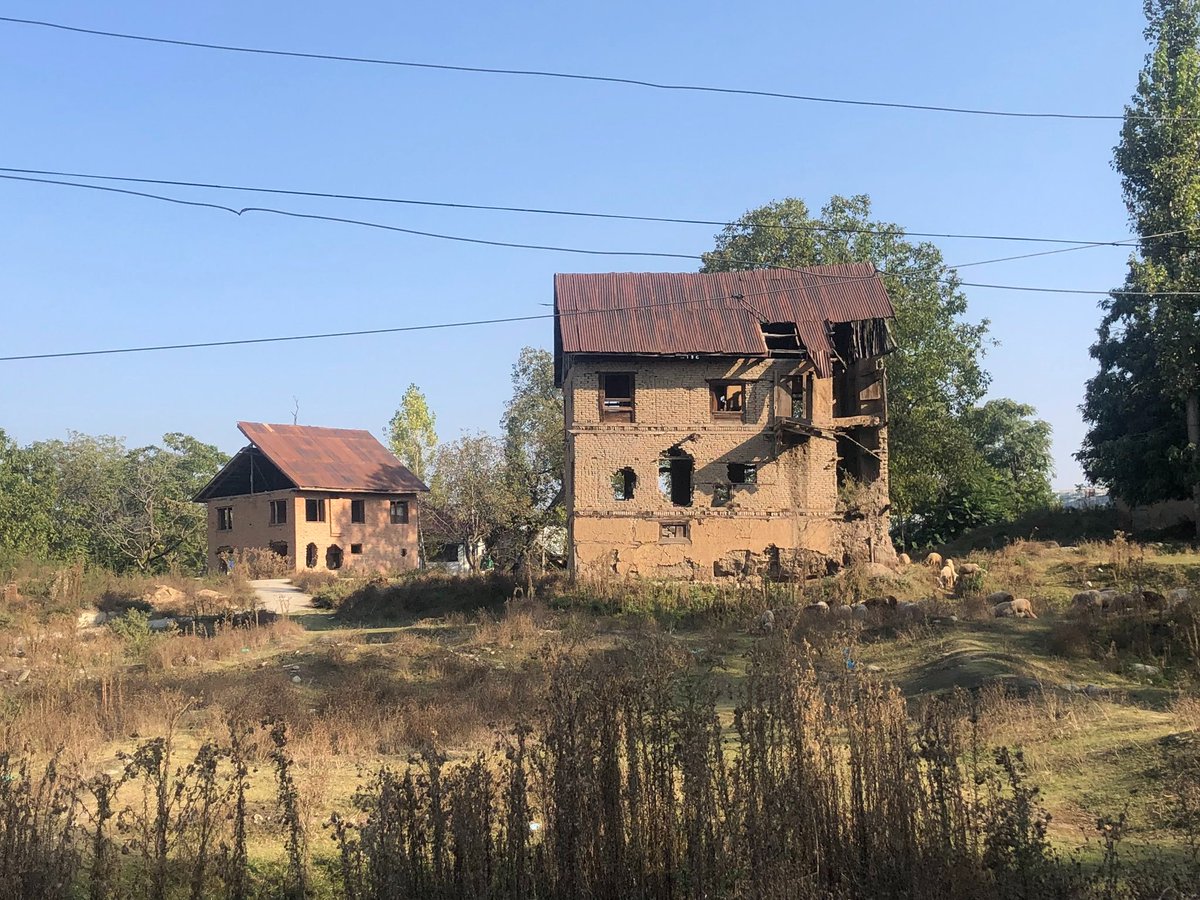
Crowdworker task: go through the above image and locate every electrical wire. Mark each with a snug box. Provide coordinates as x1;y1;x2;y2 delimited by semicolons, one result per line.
0;165;1143;248
0;14;1154;122
0;172;1166;277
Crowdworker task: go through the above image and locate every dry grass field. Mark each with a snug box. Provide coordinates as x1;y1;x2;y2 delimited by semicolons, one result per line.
0;536;1198;897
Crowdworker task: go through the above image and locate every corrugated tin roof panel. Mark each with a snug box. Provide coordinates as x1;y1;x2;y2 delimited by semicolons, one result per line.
554;265;895;377
236;422;429;493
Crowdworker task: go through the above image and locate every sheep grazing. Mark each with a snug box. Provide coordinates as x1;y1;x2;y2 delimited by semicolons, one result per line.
757;609;775;633
897;552;912;567
925;552;943;569
863;595;899;610
939;559;958;592
986;590;1014;605
1071;589;1103;611
959;562;983;576
993;598;1038;619
1141;589;1166;610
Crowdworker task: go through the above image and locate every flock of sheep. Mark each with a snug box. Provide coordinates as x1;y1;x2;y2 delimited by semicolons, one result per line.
895;552;1039;619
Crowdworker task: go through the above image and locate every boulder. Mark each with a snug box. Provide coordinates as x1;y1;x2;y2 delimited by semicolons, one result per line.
1130;663;1160;677
143;585;186;607
77;609;108;629
147;618;176;633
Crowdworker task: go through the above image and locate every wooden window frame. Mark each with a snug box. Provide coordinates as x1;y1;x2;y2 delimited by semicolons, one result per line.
390;500;410;525
351;498;366;524
598;372;636;423
216;506;233;531
269;499;288;526
709;380;748;421
305;498;325;523
659;521;691;544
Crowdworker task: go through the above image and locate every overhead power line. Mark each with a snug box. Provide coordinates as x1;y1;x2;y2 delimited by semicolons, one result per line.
0;172;1163;277
0;14;1152;122
0;165;1147;248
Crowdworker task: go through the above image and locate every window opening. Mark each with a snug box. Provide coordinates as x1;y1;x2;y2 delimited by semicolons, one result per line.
659;521;690;542
326;545;344;570
611;467;637;501
268;541;288;558
790;373;813;420
712;484;731;507
710;382;745;417
761;322;801;353
305;543;318;568
658;448;694;507
836;430;882;487
269;499;287;525
216;507;233;531
728;463;757;485
305;498;325;522
350;543;363;555
351;499;365;523
390;500;410;524
599;372;635;422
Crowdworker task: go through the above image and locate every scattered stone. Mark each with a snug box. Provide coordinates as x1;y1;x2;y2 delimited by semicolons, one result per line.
147;618;176;633
291;675;303;684
865;664;884;673
1084;684;1105;698
252;813;266;825
15;669;30;684
1130;663;1160;677
77;608;108;628
184;655;198;666
143;585;186;606
195;588;224;602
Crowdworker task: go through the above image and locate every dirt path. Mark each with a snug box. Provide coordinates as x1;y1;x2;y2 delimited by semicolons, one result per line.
250;578;317;616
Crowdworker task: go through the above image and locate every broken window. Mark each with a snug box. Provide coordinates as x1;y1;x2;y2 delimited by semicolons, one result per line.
659;521;690;543
351;499;366;523
390;500;410;524
836;430;882;488
305;498;325;523
790;372;813;420
216;507;233;531
658;448;694;507
326;545;344;570
305;543;318;568
761;322;801;353
728;462;757;484
712;484;731;507
350;543;363;555
710;381;746;419
269;499;287;525
611;467;637;501
268;541;288;558
599;372;635;422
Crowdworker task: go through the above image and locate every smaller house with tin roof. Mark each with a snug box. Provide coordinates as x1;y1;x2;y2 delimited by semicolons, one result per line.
554;265;898;581
194;422;428;574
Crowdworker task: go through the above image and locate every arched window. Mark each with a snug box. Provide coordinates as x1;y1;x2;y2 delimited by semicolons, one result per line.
326;545;344;570
305;543;318;568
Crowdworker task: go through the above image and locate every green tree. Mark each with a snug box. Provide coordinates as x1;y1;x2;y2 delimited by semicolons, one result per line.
428;432;519;571
386;384;438;483
29;432;226;573
963;400;1055;517
497;348;565;573
1081;0;1200;535
701;195;992;524
0;429;59;559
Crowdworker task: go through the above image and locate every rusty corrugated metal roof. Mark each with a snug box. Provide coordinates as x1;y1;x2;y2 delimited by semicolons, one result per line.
553;265;895;378
236;422;429;493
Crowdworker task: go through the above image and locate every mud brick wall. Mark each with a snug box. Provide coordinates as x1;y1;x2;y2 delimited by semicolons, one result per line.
563;355;893;580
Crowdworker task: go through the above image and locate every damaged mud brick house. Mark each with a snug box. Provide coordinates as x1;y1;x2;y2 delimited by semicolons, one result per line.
194;423;428;574
553;266;898;581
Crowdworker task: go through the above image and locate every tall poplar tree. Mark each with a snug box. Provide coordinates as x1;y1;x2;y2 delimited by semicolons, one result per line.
387;384;438;483
1080;0;1200;535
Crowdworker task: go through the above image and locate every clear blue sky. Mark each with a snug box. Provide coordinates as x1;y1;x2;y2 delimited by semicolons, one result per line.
0;1;1150;489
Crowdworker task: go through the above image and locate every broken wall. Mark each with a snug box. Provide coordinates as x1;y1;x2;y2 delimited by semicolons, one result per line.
564;356;894;581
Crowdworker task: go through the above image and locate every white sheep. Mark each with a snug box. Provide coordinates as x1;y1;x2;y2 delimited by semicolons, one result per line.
925;552;944;569
897;552;912;567
939;559;958;592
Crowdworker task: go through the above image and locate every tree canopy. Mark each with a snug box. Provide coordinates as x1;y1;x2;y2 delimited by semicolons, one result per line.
387;384;438;483
701;195;1055;544
1080;0;1200;531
